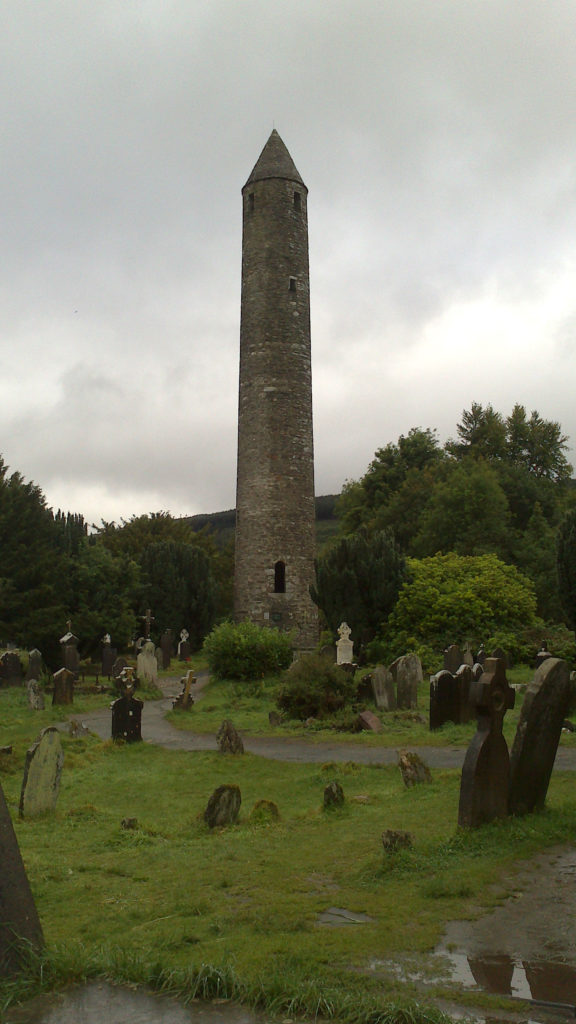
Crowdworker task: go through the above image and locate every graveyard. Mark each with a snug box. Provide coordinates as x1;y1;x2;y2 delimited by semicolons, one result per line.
1;644;576;1024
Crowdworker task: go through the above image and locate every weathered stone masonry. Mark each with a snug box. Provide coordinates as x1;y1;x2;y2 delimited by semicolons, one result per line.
234;130;318;649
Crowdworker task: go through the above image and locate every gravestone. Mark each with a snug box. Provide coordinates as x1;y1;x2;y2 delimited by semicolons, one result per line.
160;629;173;670
534;644;552;669
136;639;158;686
371;665;396;710
462;642;475;667
19;727;64;819
177;629;191;661
26;679;45;711
382;829;412;852
25;649;43;682
111;656;128;682
204;784;241;827
336;622;354;665
0;651;22;687
443;644;464;674
398;750;431;787
429;670;458;730
0;781;44;976
217;719;244;754
509;658;572;816
476;644;486;666
52;667;74;705
172;670;195;711
59;629;80;678
455;663;473;723
111;692;143;742
357;709;382;732
392;653;421;709
323;781;344;808
101;635;117;678
491;645;508;667
458;658;515;828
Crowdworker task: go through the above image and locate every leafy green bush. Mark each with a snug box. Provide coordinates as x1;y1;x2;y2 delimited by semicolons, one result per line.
379;552;544;667
202;621;293;681
276;654;357;720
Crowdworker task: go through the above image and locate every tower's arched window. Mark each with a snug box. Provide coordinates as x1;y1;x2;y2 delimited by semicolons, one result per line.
274;561;286;593
289;277;296;292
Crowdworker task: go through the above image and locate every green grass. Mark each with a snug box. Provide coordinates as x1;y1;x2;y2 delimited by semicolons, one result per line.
1;679;575;1023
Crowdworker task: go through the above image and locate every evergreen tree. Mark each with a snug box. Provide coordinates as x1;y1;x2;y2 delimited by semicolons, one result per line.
140;540;216;649
557;508;576;631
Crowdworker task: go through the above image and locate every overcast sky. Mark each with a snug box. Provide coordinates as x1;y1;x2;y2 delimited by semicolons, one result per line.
2;0;575;526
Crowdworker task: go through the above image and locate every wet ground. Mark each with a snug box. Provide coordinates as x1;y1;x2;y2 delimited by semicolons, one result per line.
17;676;573;1024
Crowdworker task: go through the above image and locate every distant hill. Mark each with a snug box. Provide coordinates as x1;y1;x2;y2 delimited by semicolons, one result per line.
186;495;340;550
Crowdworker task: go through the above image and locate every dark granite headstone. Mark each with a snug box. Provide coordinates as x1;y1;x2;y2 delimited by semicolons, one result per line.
25;649;43;682
204;784;241;827
52;667;74;705
509;658;572;816
476;644;486;666
111;694;143;742
160;630;173;670
60;632;80;679
0;781;44;976
101;642;117;678
458;658;515;828
0;652;22;687
429;670;458;730
443;644;464;674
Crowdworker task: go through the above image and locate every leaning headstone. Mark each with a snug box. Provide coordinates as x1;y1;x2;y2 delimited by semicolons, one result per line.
136;639;158;687
0;781;44;976
443;644;464;674
509;658;572;816
204;784;241;828
111;692;143;743
336;622;354;665
26;680;45;711
160;629;173;670
458;658;515;828
52;667;74;705
371;665;396;711
25;649;43;683
357;709;382;732
19;727;64;819
398;750;431;787
0;651;22;687
392;653;421;709
216;720;244;754
323;781;345;808
177;629;191;661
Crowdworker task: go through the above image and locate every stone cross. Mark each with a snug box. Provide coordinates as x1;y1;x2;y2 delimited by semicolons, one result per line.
140;608;155;639
458;657;515;828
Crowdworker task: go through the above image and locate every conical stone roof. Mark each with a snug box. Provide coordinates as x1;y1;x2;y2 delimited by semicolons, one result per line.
244;129;306;189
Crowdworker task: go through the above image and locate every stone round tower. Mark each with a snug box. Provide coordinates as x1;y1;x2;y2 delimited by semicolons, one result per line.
234;130;318;649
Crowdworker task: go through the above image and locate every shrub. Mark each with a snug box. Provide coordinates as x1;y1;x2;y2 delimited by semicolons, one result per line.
276;654;357;720
202;621;293;681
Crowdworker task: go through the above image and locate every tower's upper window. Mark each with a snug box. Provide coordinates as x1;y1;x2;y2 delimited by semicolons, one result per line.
274;561;286;593
289;277;296;292
248;193;255;212
293;191;301;210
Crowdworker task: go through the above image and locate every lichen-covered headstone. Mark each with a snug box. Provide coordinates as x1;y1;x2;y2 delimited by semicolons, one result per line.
0;781;44;976
398;750;431;787
136;639;158;686
392;653;421;709
19;727;64;819
509;658;572;816
323;781;345;808
371;665;396;710
26;679;45;711
204;784;241;827
216;719;244;754
458;658;515;828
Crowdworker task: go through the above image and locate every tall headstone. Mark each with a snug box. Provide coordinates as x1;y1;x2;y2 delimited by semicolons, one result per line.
59;628;80;679
0;651;22;687
19;727;64;819
52;667;74;705
25;649;43;682
443;644;464;674
160;629;173;670
458;658;515;828
509;658;572;816
177;629;191;661
336;622;354;665
111;691;143;743
101;634;116;678
391;653;421;709
136;639;158;687
234;130;318;650
371;665;396;710
0;782;44;976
